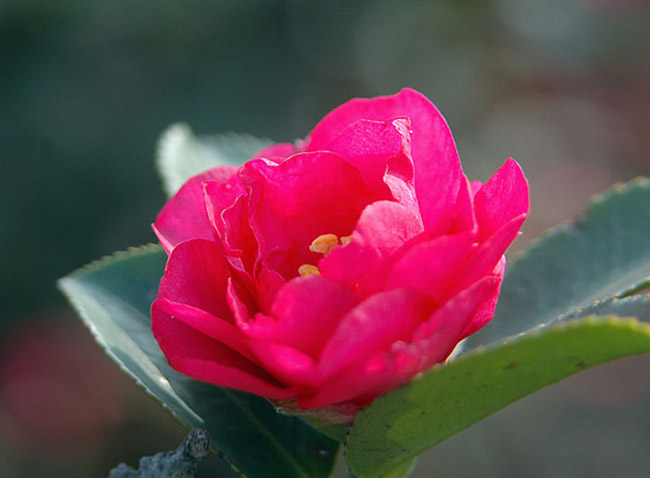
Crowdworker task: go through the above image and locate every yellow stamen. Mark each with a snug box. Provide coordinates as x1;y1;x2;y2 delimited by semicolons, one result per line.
298;264;321;276
340;235;351;246
309;233;339;256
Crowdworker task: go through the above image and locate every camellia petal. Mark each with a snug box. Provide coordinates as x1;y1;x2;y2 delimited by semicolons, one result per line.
385;231;476;303
317;287;434;379
152;306;296;400
152;298;253;361
252;142;297;163
240;275;358;356
158;239;234;322
153;166;241;253
474;158;529;242
322;118;415;203
306;88;464;234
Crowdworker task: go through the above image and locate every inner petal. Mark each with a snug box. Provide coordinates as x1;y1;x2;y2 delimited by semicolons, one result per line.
240;152;385;281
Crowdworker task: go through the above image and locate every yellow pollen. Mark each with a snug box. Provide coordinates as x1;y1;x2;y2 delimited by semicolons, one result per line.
298;264;320;276
309;233;339;256
340;235;351;246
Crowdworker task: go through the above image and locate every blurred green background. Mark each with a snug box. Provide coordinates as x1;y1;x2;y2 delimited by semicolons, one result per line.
1;1;649;477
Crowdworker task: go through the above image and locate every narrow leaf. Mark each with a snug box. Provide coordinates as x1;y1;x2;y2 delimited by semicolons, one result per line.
59;246;338;478
156;124;273;196
346;316;650;478
466;177;650;348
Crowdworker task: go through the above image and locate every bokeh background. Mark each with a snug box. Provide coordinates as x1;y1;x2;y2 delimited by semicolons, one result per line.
1;1;649;477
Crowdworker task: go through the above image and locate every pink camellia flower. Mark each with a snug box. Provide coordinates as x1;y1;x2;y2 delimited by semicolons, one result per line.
152;88;528;420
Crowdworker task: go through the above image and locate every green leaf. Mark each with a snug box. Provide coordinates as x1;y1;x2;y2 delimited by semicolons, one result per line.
58;246;338;478
156;124;273;197
466;177;650;348
564;294;650;321
345;316;650;478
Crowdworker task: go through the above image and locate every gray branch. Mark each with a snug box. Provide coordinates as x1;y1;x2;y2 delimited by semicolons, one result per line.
109;429;211;478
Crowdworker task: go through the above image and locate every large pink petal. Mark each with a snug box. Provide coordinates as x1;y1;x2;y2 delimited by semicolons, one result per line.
239;153;381;280
153;166;241;254
319;200;424;295
317;287;434;379
411;275;502;369
323;118;417;208
302;347;421;408
152;308;295;400
456;213;527;291
305;88;463;234
246;340;320;387
474;158;529;242
239;275;358;356
158;239;233;322
385;231;475;303
152;298;253;362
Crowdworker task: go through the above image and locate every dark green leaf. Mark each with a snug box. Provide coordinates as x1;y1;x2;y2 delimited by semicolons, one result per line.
58;246;338;478
466;177;650;348
156;124;273;196
345;316;650;478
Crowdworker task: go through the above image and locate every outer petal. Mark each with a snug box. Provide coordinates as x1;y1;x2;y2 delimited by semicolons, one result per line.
319;200;424;295
158;239;233;322
385;231;475;303
152;306;295;400
411;275;503;368
153;166;241;254
303;276;502;408
240;153;382;280
448;176;478;235
301;348;421;408
239;275;358;356
152;298;252;361
306;88;463;233
317;287;434;379
457;257;506;339
474;158;529;242
252;142;297;163
245;340;319;387
456;213;527;291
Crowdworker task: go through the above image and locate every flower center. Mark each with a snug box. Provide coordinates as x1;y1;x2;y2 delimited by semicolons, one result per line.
298;233;351;276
